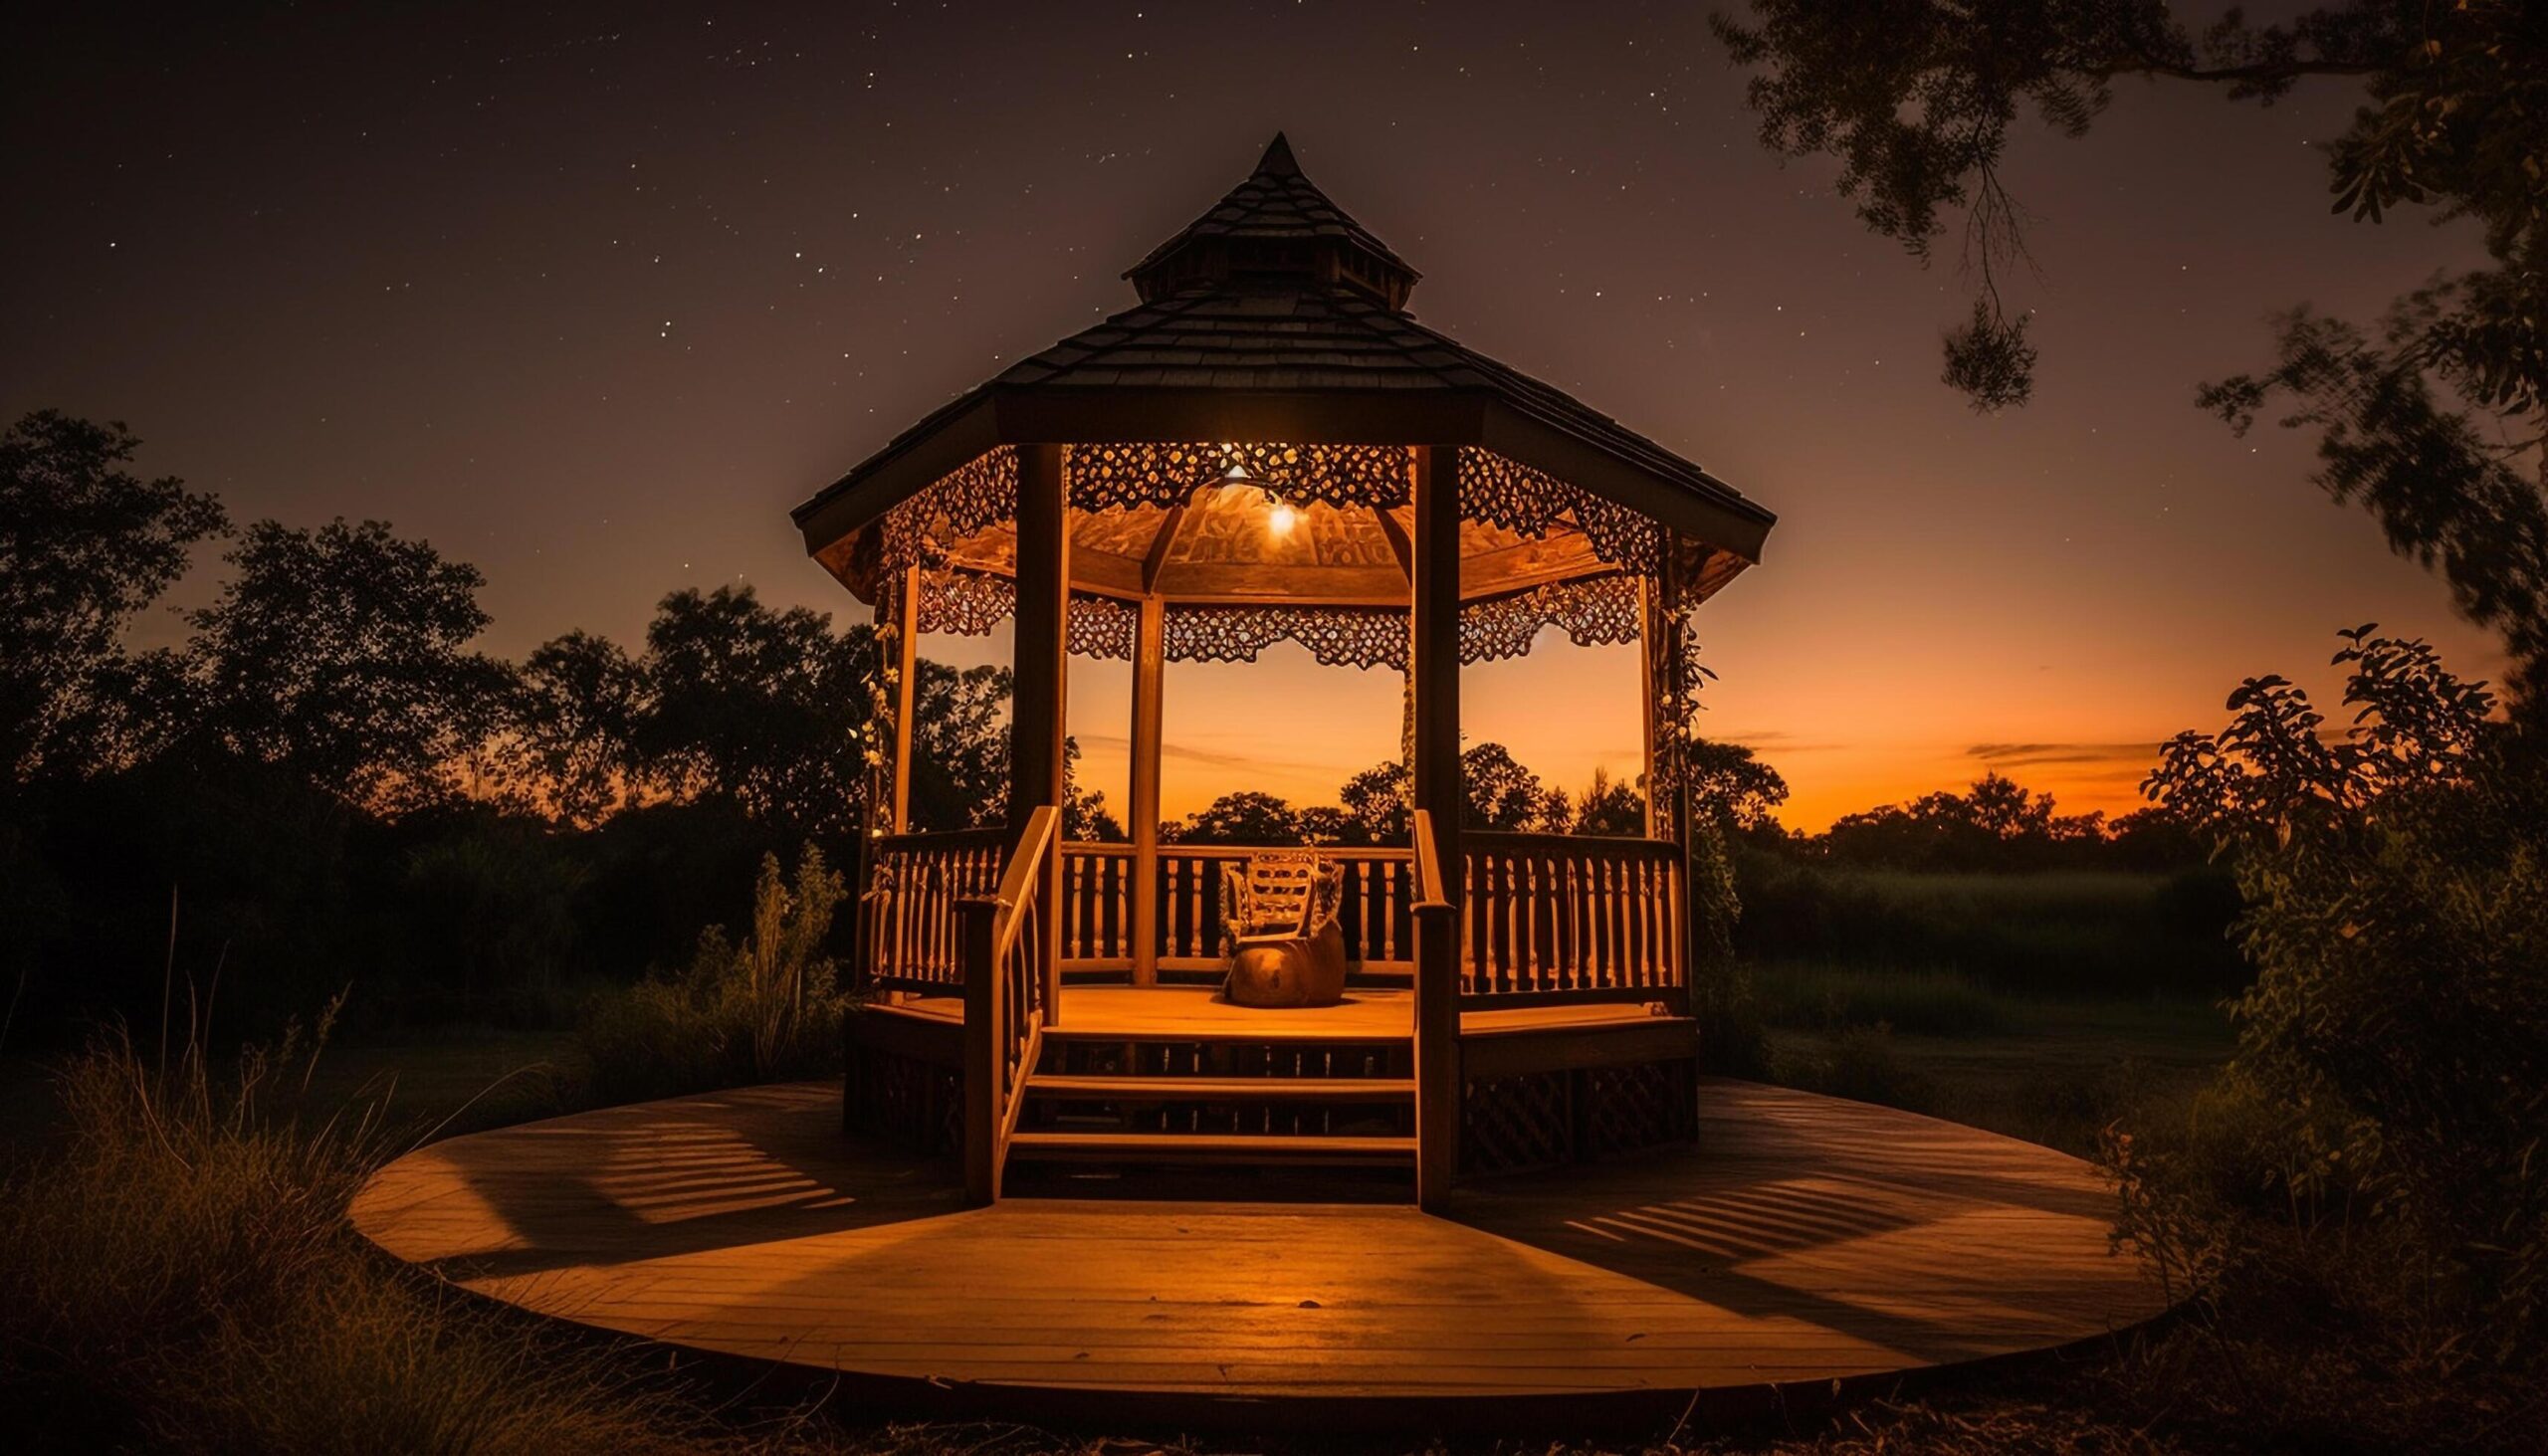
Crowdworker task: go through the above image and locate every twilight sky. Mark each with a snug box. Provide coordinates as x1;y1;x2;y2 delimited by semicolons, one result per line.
4;2;2504;829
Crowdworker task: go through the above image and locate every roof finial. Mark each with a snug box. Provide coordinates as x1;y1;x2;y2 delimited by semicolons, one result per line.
1254;131;1301;178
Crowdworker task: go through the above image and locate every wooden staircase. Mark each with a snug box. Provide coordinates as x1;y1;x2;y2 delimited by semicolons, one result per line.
1002;1021;1417;1196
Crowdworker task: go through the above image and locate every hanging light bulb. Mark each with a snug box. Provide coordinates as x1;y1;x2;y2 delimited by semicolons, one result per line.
1266;491;1298;537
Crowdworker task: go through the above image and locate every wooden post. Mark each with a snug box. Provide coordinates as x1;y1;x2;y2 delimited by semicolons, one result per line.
1638;574;1660;842
1010;444;1069;1022
1410;444;1463;1209
958;899;1000;1204
890;564;922;832
1129;593;1166;986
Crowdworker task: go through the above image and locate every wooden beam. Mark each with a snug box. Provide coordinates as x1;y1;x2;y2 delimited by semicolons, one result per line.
1009;444;1069;1022
1410;444;1463;1210
890;564;922;833
1141;504;1187;592
1372;505;1414;584
1129;595;1166;987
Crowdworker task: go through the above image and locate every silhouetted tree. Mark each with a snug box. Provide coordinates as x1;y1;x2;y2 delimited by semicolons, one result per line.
0;411;226;781
1462;742;1569;832
1684;735;1790;834
1338;760;1410;845
1061;736;1124;842
1716;2;2548;708
182;518;512;808
631;585;875;837
507;629;644;827
1170;791;1301;845
904;660;1010;830
1572;766;1645;836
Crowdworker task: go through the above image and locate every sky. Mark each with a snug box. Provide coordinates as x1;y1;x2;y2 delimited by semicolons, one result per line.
3;2;2506;830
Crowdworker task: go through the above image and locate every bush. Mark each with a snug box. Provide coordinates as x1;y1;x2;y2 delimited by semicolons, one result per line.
575;848;849;1107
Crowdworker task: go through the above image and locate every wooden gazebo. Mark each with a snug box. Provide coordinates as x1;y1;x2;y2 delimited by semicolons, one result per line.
793;135;1777;1207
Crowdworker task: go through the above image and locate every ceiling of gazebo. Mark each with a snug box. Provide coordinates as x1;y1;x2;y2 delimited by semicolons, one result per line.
932;484;1620;605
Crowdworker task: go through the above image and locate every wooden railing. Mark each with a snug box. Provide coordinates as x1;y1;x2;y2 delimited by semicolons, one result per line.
960;805;1058;1205
1458;830;1685;1010
1057;843;1417;973
862;825;1008;993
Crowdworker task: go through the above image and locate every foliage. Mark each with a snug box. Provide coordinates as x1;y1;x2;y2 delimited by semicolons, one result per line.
1337;759;1411;844
1166;789;1302;845
1714;3;2548;713
2201;297;2548;708
1683;734;1790;834
177;518;515;811
507;629;644;827
628;586;878;838
575;848;848;1106
1572;764;1644;836
1060;735;1124;841
1817;771;2112;871
0;410;227;782
0;1014;775;1453
1460;741;1571;832
901;660;1012;831
2142;627;2548;1354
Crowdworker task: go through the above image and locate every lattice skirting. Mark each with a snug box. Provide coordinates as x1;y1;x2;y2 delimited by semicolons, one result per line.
1462;1058;1696;1173
843;1041;963;1155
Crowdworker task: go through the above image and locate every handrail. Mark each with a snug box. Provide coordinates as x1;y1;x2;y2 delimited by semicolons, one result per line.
1409;810;1452;913
961;805;1058;1204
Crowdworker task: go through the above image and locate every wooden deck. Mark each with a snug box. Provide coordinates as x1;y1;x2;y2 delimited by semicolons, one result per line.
351;1078;2171;1430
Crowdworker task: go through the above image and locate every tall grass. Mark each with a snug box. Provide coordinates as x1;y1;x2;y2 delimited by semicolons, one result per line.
0;1007;733;1452
574;848;849;1107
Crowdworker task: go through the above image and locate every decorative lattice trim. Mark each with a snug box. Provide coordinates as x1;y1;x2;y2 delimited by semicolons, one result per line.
1068;442;1414;514
1165;604;1409;671
1460;573;1644;664
1458;447;1661;571
914;567;1650;670
915;569;1141;662
1066;592;1138;661
914;568;1015;637
878;447;1017;576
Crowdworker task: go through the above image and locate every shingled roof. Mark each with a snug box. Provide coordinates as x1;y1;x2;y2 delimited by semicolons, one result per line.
794;135;1775;569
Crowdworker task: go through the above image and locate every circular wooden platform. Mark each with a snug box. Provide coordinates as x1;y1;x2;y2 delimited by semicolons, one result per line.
351;1079;2169;1432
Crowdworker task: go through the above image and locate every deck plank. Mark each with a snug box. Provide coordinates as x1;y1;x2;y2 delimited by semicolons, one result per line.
351;1078;2168;1417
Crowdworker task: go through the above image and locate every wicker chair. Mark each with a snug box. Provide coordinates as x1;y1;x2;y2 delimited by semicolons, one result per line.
1218;852;1349;1008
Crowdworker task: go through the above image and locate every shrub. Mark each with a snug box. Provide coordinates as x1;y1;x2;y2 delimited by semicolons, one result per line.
2143;630;2548;1358
575;847;849;1107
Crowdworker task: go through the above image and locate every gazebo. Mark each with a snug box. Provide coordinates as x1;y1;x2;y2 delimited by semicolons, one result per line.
793;134;1777;1207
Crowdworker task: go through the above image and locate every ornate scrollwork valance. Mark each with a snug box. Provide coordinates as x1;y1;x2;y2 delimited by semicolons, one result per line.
915;569;1140;662
914;566;1647;668
873;442;1664;579
1164;604;1410;671
1459;573;1644;664
1068;442;1414;514
1456;448;1662;572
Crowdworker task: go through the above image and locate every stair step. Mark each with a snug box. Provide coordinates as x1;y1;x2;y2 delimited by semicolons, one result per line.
1042;1024;1409;1045
1005;1131;1416;1164
1024;1075;1411;1102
